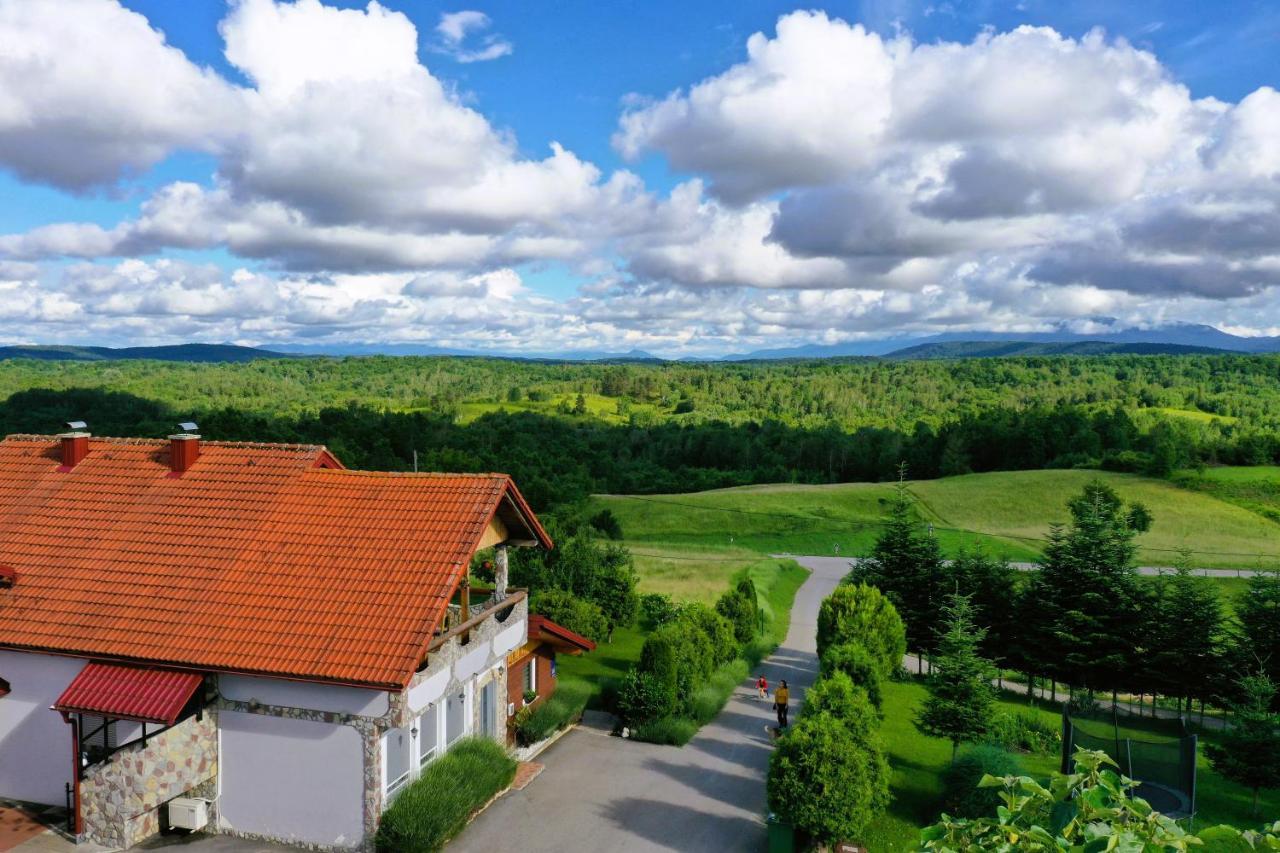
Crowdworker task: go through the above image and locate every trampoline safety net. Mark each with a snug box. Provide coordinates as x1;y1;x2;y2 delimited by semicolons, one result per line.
1061;706;1197;820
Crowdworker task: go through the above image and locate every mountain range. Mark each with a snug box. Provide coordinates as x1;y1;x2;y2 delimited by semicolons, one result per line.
2;324;1278;363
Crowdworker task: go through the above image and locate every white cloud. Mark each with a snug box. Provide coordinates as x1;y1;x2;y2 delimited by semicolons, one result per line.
434;10;513;63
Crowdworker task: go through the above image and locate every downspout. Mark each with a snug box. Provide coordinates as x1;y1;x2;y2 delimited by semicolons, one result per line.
63;712;83;836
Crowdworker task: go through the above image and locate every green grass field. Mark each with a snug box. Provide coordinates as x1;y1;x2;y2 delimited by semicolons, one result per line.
453;392;660;425
864;681;1280;850
594;469;1280;568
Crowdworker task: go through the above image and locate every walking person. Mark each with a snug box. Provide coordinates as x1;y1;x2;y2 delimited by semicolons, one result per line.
774;680;790;729
756;674;768;700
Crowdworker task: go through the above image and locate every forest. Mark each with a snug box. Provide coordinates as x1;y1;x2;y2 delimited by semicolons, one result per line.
0;353;1279;512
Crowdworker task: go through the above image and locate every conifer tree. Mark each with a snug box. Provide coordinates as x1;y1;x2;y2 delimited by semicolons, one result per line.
1022;481;1145;699
1148;550;1224;716
855;475;945;669
1207;673;1280;816
917;594;994;762
1236;568;1280;693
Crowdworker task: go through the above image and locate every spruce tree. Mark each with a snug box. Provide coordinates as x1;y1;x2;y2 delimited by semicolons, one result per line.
1207;674;1280;816
947;548;1018;669
1022;481;1145;699
855;478;944;669
1236;568;1280;692
1148;550;1224;715
916;594;995;762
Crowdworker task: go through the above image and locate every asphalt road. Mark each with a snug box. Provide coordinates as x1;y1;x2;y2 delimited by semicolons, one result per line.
449;556;847;853
778;554;1266;579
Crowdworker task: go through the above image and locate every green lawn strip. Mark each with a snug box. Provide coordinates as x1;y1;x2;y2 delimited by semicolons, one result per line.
633;559;810;746
555;623;647;710
864;680;1280;851
593;469;1280;568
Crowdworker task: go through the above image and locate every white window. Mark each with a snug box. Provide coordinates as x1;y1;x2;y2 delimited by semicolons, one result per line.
445;688;468;746
523;659;536;699
417;705;439;767
383;726;412;799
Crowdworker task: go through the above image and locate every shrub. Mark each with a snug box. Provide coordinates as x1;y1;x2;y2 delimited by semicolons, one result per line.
680;602;738;665
799;673;879;744
941;745;1021;819
529;589;608;643
616;669;671;726
690;658;750;723
767;713;891;845
514;680;592;746
376;737;517;852
819;641;884;710
816;583;906;680
588;508;623;539
983;711;1060;756
640;593;678;627
716;588;757;645
631;716;698;745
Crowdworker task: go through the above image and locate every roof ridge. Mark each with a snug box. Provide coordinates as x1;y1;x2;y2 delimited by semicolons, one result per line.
4;434;326;452
307;468;510;478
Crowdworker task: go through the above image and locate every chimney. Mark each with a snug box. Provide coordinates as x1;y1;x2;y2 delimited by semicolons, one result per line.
58;421;89;471
169;421;201;475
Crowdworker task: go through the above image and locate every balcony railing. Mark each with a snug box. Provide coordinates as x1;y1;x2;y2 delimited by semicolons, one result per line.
430;589;524;651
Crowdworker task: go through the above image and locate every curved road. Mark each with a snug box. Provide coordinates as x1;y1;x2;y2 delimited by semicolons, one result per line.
450;557;846;853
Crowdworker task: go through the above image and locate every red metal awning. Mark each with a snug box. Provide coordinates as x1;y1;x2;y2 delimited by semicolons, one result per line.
53;662;203;726
528;615;597;654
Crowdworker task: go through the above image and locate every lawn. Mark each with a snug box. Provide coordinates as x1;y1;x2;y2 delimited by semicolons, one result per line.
863;680;1280;850
593;468;1280;568
453;392;659;425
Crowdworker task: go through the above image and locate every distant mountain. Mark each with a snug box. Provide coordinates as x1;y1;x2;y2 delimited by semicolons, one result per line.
729;323;1280;360
0;343;292;362
885;340;1234;360
272;343;662;361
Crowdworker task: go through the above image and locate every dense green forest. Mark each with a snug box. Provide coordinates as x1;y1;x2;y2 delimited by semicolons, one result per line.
1;354;1279;512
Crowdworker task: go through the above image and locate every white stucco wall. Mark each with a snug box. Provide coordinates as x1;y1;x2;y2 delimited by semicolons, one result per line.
218;675;388;717
0;650;85;805
218;711;365;848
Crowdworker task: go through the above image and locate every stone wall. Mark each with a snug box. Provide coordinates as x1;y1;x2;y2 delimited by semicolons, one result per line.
79;712;217;849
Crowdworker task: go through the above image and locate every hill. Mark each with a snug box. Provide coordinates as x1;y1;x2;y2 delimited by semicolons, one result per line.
0;343;292;362
885;340;1232;359
592;469;1280;569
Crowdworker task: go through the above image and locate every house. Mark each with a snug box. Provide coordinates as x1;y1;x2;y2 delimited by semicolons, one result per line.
0;425;554;850
504;615;596;744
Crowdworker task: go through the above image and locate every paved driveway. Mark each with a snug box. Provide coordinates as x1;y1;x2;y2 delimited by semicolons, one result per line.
449;556;846;853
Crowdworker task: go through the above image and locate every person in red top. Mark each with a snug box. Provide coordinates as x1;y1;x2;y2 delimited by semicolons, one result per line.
756;674;768;700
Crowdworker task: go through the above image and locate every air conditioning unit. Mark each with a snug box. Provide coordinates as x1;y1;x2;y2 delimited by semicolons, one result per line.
166;797;209;831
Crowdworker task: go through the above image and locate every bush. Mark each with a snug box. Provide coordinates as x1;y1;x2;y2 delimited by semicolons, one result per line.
819;641;884;710
799;672;878;743
716;588;757;645
514;680;592;746
816;583;906;680
940;745;1021;819
631;716;698;745
376;737;517;852
616;669;671;726
689;658;750;724
640;593;678;627
983;711;1060;756
529;589;608;643
588;508;623;539
767;713;891;845
680;602;738;666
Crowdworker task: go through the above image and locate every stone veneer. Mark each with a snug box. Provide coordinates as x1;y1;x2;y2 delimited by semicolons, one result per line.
78;712;217;849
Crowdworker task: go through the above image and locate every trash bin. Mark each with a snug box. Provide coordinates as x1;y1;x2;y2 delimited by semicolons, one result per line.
767;813;795;853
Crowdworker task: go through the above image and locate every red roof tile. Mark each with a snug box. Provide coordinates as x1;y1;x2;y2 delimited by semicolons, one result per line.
54;662;203;726
528;615;597;654
0;435;550;689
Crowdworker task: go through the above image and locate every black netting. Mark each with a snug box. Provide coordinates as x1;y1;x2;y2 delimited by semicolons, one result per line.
1063;713;1197;819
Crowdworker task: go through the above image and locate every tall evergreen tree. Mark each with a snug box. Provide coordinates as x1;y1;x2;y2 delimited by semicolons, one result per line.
947;548;1019;669
1207;674;1280;816
1236;568;1280;694
854;479;945;668
916;594;995;762
1022;481;1146;698
1148;551;1225;715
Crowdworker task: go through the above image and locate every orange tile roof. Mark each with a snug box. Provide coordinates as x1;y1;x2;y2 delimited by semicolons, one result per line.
0;435;550;690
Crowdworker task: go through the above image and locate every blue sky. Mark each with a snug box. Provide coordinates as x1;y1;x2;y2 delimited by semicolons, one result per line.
0;0;1278;354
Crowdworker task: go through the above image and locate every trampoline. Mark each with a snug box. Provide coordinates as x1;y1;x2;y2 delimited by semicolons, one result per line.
1061;705;1197;821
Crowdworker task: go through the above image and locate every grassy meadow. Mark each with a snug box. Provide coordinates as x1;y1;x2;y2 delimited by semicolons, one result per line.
594;468;1280;569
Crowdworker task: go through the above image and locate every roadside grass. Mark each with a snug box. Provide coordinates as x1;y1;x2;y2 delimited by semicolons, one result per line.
631;558;809;746
594;468;1280;568
629;544;772;604
555;624;646;711
862;680;1280;851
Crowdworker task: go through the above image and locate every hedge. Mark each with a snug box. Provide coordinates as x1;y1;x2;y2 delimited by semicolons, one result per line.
820;641;884;710
376;737;517;852
514;678;592;746
940;745;1021;819
815;583;906;679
